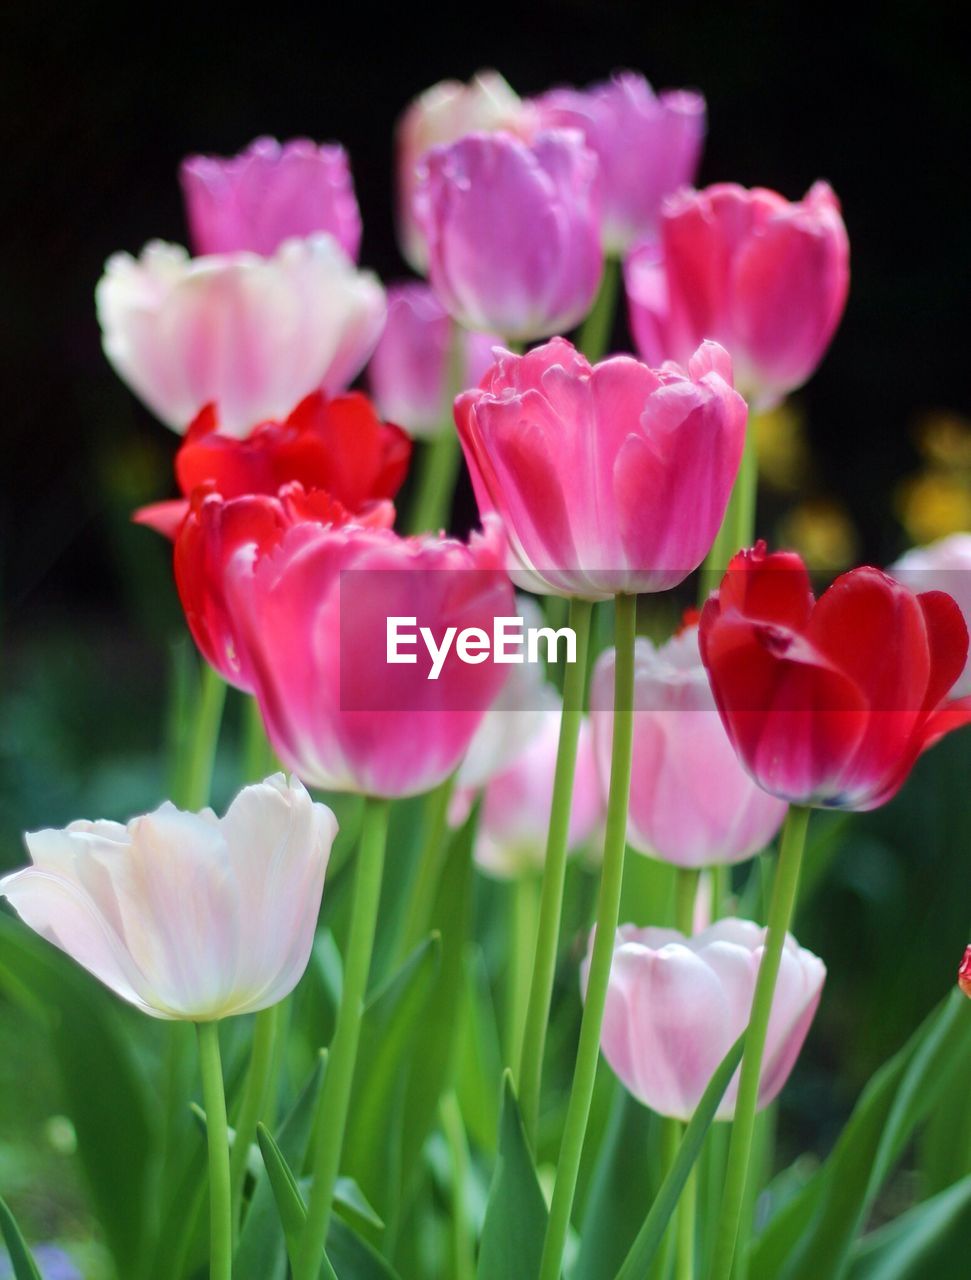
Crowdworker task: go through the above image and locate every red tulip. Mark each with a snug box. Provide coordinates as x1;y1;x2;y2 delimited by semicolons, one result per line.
135;391;411;538
699;543;971;810
174;485;394;689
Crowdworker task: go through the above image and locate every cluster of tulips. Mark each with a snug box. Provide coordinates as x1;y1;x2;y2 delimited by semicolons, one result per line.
3;66;971;1280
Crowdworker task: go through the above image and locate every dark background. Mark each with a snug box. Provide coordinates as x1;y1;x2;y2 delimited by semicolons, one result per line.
1;1;968;634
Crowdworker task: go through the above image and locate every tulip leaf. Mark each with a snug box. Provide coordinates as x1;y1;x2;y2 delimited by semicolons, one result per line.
327;1216;403;1279
476;1072;548;1280
848;1173;971;1278
236;1050;326;1280
572;1081;659;1280
614;1031;746;1280
335;1178;385;1232
0;912;155;1280
0;1195;43;1280
341;931;441;1225
257;1123;308;1265
750;991;971;1280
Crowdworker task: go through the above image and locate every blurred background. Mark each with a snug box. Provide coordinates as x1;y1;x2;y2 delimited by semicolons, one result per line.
1;0;969;1271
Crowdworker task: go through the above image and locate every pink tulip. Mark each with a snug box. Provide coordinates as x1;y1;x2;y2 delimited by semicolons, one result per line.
454;705;603;878
180;136;362;261
414;131;603;341
0;775;337;1020
96;237;385;436
625;182;849;409
367;282;500;438
587;919;825;1120
395;70;534;272
223;516;515;797
533;72;705;254
891;534;971;698
455;337;747;599
590;623;787;866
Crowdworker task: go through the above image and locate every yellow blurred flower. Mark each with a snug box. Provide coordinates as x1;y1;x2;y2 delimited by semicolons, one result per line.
753;402;813;494
896;473;971;545
778;499;859;573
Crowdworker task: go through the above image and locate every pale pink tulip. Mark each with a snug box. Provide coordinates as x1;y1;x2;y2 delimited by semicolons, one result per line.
591;624;787;866
455;337;747;599
891;533;971;698
587;919;825;1120
180;136;362;261
625;182;849;409
0;775;336;1021
96;236;385;436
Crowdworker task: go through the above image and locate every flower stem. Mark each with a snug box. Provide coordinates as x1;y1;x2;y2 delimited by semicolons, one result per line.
177;662;226;810
407;428;462;535
577;257;621;363
506;873;541;1072
196;1021;231;1280
710;804;811;1280
241;694;276;782
229;1002;280;1239
669;867;701;1280
396;773;456;962
698;409;760;604
538;591;637;1280
517;596;594;1143
440;1090;475;1280
296;797;389;1280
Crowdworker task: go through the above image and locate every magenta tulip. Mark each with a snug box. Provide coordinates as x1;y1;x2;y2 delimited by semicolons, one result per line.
625;182;849;409
414;130;603;341
455;337;747;599
367;282;499;438
533;71;705;254
180;136;362;261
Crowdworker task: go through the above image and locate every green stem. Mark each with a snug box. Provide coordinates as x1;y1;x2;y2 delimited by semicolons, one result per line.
296;798;390;1280
406;428;462;535
709;805;811;1280
440;1091;475;1280
229;1002;280;1238
242;694;276;782
577;257;621;363
506;874;541;1072
669;868;701;1280
698;410;760;606
179;663;226;810
538;592;637;1280
396;773;456;961
675;868;701;936
517;596;594;1142
196;1021;231;1280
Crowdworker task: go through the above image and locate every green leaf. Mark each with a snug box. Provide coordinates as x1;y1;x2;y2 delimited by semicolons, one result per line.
572;1081;658;1280
257;1123;307;1267
455;946;504;1153
335;1178;385;1232
0;912;155;1279
477;1072;548;1280
236;1050;326;1280
327;1216;403;1280
615;1032;746;1280
342;934;441;1223
849;1173;971;1279
0;1195;43;1280
750;992;971;1280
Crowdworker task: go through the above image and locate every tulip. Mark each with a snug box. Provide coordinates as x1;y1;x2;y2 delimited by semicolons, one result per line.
366;282;499;438
455;337;747;599
414;130;603;341
0;774;337;1021
134;391;411;538
533;71;705;255
172;485;395;690
588;919;825;1121
180;136;362;261
222;515;514;797
395;70;534;272
456;707;603;878
959;945;971;998
891;533;971;697
591;622;786;867
97;236;385;436
625;182;849;410
699;542;971;810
